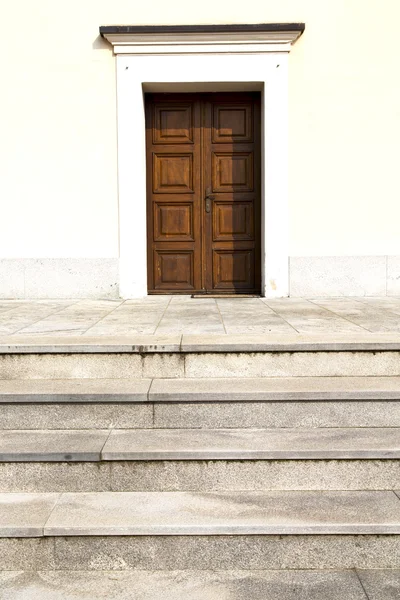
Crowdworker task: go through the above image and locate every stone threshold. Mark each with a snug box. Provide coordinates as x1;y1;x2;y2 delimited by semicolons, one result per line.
1;333;400;353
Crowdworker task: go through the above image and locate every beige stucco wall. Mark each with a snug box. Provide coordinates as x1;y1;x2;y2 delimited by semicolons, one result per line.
0;0;399;295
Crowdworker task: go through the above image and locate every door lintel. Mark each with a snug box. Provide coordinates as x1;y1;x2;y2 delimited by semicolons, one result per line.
100;23;304;55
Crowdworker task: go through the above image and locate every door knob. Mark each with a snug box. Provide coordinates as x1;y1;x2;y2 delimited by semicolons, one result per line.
205;188;215;213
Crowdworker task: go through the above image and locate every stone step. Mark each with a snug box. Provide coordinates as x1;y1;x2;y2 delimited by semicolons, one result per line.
2;568;398;599
2;376;400;403
0;428;398;461
1;428;399;493
0;491;400;571
149;376;400;402
0;490;399;537
1;377;400;429
2;333;400;353
2;400;399;429
2;375;400;404
1;343;400;379
0;379;150;403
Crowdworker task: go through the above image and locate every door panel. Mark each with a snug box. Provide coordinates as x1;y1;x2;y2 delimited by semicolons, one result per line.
213;249;255;290
213;201;254;241
146;95;201;292
154;249;194;290
146;92;261;293
204;93;261;293
212;152;254;192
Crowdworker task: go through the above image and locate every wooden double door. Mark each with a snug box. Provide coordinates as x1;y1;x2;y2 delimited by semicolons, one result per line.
146;92;261;294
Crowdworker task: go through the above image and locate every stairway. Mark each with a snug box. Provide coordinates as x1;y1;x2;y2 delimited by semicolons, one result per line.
0;335;399;598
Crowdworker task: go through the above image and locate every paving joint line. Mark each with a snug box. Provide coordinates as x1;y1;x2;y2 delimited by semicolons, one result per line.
215;299;227;334
80;300;125;335
306;299;373;333
354;568;372;600
42;492;63;538
8;301;84;336
259;300;301;334
154;296;173;334
99;428;114;461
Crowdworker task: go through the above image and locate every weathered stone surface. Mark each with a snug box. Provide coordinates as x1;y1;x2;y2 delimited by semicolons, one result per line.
110;459;400;492
182;333;400;352
142;353;184;378
0;404;153;430
358;569;400;599
0;378;151;402
0;462;111;492
0;335;182;353
154;400;400;428
1;297;400;338
43;491;400;536
0;539;55;570
0;493;59;537
289;256;386;297
102;427;400;460
0;354;142;380
0;430;109;461
1;459;398;494
184;352;400;378
53;535;400;570
0;569;368;599
149;376;400;401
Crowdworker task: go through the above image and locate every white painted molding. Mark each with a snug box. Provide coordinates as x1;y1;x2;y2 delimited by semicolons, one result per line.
101;26;303;55
100;24;305;297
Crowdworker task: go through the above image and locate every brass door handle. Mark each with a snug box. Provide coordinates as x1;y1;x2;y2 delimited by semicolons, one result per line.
205;188;215;213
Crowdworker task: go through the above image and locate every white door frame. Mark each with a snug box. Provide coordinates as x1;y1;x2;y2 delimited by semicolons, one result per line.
102;25;303;297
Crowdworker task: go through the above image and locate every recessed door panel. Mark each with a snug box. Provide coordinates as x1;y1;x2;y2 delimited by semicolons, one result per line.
212;104;253;143
146;92;261;293
154;202;194;241
153;104;194;144
213;250;255;289
154;250;194;290
212;152;254;192
213;201;254;241
153;153;194;193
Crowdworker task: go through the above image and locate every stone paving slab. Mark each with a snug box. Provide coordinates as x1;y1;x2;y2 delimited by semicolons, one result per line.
0;569;369;599
0;430;109;461
102;427;400;460
0;493;59;537
0;379;151;403
40;491;400;536
149;376;400;402
357;569;400;599
0;297;400;338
